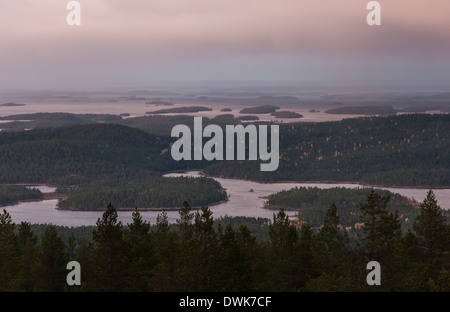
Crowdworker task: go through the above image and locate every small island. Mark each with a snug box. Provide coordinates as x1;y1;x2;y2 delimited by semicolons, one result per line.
257;95;298;101
146;100;174;106
1;102;26;107
147;106;212;114
270;111;303;118
237;115;259;121
239;105;280;114
264;187;419;229
325;105;397;115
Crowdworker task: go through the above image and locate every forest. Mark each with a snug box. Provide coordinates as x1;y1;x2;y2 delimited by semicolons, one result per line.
204;113;450;187
0;190;448;292
0;185;43;206
263;187;433;231
0;123;225;210
57;176;227;210
0;113;448;211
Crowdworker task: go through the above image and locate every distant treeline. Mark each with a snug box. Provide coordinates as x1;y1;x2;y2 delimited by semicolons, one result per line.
0;190;448;292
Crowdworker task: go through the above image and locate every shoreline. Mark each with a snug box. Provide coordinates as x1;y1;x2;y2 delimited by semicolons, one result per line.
197;173;450;190
55;199;230;212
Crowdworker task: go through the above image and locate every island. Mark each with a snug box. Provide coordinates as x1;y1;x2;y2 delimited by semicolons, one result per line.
270;111;303;118
147;106;212;114
325;105;397;115
0;102;26;106
239;105;280;114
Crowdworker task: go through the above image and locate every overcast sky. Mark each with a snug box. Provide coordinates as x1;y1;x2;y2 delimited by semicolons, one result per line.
1;0;449;91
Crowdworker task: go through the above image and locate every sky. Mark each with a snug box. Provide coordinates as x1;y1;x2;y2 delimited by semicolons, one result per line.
1;0;450;91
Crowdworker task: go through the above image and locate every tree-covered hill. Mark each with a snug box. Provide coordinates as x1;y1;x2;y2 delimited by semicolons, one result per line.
1;112;449;188
0;123;226;210
0;113;122;131
205;113;450;187
0;123;173;185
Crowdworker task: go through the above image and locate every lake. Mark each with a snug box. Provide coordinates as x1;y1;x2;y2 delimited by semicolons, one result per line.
3;172;449;227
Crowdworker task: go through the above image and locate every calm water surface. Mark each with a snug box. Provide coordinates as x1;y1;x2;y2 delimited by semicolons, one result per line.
4;173;449;227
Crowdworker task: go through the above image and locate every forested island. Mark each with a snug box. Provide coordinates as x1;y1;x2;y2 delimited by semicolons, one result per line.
270;111;303;118
0;102;26;106
147;106;212;114
237;115;259;121
0;190;448;292
264;187;424;231
239;105;280;114
325;105;397;115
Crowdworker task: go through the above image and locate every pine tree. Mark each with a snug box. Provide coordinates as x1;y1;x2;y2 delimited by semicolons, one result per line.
152;210;177;291
91;202;125;291
296;224;320;289
315;203;351;285
217;224;251;291
38;225;67;292
177;200;194;245
267;209;298;291
191;206;218;291
0;209;18;291
413;190;447;259
413;190;448;285
269;208;298;253
359;190;400;262
318;203;349;264
174;201;195;290
15;221;38;291
124;208;155;291
74;238;93;291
